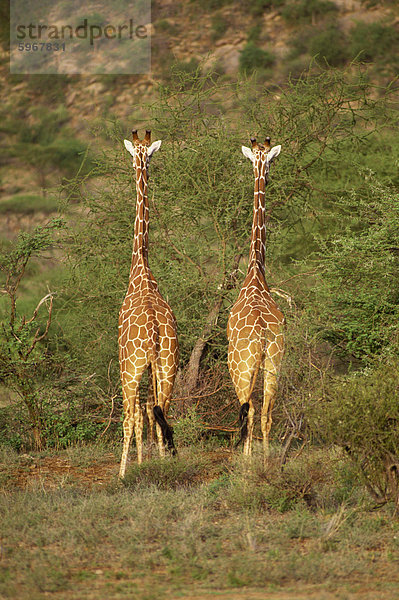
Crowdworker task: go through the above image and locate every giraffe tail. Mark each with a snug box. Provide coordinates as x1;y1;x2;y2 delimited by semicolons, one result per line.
234;344;264;448
147;316;177;456
153;405;177;456
235;402;250;448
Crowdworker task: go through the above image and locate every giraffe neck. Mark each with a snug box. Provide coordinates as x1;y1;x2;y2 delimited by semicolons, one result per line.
130;156;149;275
247;160;267;278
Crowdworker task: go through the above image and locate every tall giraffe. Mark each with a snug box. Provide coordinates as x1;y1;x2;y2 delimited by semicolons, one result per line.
227;136;284;458
119;129;179;478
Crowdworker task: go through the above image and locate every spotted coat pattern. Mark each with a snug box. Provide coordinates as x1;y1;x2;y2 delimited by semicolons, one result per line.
118;131;179;478
227;138;285;457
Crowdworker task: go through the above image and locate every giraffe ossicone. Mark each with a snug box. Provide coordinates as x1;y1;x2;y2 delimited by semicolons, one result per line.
227;135;285;459
118;129;179;479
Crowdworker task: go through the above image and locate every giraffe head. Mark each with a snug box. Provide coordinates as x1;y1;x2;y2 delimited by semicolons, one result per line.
242;136;281;180
124;129;162;174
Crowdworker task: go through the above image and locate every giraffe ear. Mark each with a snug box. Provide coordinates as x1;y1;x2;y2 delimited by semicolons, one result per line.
148;140;162;157
124;139;135;157
267;145;281;163
242;145;255;163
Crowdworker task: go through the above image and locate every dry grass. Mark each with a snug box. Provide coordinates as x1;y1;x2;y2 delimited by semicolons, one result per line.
1;444;399;599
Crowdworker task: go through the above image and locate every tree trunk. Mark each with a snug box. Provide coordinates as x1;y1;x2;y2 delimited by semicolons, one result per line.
22;389;45;451
184;296;224;395
183;255;242;396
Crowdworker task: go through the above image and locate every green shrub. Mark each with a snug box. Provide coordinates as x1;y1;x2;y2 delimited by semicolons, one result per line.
0;391;103;451
247;23;262;43
163;58;202;87
173;406;206;447
0;219;65;450
287;25;348;66
311;360;399;508
312;181;399;360
211;13;229;41
155;19;179;35
25;75;71;105
75;13;106;27
122;454;212;489
239;42;275;73
349;22;399;62
221;450;338;512
308;25;349;66
0;194;59;215
189;0;234;9
282;0;337;24
249;0;286;17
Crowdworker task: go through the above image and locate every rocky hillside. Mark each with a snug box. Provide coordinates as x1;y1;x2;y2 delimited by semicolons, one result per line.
0;0;398;219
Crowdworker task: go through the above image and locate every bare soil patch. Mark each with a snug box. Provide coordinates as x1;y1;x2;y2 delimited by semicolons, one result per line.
5;452;118;489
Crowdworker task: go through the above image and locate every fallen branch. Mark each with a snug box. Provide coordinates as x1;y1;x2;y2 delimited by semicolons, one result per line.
99;394;117;438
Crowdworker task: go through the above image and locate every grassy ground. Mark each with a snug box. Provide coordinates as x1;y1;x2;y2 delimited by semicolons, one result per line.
1;443;399;600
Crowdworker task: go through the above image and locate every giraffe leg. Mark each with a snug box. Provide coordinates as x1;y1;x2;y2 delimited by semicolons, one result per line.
119;381;138;478
228;339;262;457
261;344;283;462
119;362;147;478
261;364;278;461
134;398;144;465
243;399;255;456
146;365;155;450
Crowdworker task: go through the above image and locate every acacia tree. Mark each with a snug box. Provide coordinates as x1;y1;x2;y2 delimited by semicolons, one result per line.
61;66;395;424
0;219;64;449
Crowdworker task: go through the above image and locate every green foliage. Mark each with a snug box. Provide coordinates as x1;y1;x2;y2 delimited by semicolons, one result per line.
59;67;397;427
42;396;104;448
0;194;59;215
311;360;399;507
173;58;201;78
75;12;106;27
349;21;399;63
160;59;202;86
173;406;206;447
25;75;71;105
0;0;9;44
211;12;229;41
189;0;235;9
248;0;286;17
18;105;69;145
155;19;180;35
247;23;262;43
0;219;66;449
122;454;211;489
312;180;399;359
224;450;338;512
287;24;349;67
308;25;349;66
1;67;397;456
239;42;275;73
281;0;337;24
0;388;103;451
3;104;91;190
